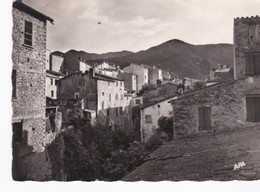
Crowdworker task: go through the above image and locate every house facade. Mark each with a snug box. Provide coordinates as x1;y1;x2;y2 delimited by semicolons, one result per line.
12;0;53;152
148;66;163;85
169;16;260;138
57;70;127;128
123;63;148;92
140;96;177;142
118;72;138;94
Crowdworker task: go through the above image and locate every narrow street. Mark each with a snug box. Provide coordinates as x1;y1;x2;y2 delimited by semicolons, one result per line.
124;126;260;181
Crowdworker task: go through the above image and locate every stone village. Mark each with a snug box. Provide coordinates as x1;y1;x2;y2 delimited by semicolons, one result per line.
11;0;260;181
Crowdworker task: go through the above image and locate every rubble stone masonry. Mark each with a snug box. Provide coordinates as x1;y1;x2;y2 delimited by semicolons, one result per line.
12;7;47;152
234;16;260;79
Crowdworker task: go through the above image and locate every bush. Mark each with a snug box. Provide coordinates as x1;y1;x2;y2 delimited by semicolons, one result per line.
145;134;163;151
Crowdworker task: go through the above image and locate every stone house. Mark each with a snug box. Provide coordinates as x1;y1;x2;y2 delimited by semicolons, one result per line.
57;70;128;128
123;63;149;92
140;95;177;142
169;16;260;138
46;70;65;99
148;66;163;85
12;0;53;152
118;72;138;94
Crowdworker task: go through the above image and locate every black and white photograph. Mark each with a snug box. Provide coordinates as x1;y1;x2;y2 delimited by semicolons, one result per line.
2;0;260;190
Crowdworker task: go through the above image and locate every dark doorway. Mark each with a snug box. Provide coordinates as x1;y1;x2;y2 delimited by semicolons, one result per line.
12;122;23;144
198;106;212;131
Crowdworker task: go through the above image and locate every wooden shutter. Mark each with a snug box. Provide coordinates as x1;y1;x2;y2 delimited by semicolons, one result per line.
205;107;212;130
254;54;260;75
255;97;260;122
245;54;254;75
12;70;17;98
246;97;256;122
12;122;23;144
198;107;205;130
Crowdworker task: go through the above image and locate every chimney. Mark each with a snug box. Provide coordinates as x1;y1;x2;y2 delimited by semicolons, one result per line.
210;67;215;79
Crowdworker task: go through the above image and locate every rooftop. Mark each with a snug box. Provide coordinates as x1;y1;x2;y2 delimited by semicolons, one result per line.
13;1;54;23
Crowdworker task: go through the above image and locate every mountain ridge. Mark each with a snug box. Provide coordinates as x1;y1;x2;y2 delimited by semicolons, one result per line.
59;39;233;79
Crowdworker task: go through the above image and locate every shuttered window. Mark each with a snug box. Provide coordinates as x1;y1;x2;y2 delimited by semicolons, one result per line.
246;96;260;122
245;53;260;75
24;20;33;46
145;115;152;123
198;106;212;130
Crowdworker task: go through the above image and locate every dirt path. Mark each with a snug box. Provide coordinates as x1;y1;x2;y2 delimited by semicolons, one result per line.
124;126;260;181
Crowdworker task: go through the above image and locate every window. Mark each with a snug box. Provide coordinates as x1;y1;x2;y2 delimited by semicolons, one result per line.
75;93;79;99
109;94;111;101
102;92;104;96
51;90;54;98
246;96;260;122
158;105;160;108
145;115;152;123
120;81;122;87
245;52;260;75
107;109;110;117
24;20;33;46
115;94;118;100
79;79;85;86
12;70;17;98
116;81;118;86
102;101;104;110
121;94;124;100
249;24;260;43
136;99;141;104
108;82;110;86
50;78;53;85
55;80;58;86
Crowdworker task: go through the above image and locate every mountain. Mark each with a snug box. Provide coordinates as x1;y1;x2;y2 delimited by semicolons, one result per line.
61;39;233;79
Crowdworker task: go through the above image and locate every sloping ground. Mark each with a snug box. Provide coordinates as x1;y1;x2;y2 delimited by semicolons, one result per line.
123;126;260;181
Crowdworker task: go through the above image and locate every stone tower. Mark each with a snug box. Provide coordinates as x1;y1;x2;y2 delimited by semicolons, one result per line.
234;16;260;80
12;1;53;152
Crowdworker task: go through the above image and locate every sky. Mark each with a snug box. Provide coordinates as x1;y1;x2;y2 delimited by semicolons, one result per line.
21;0;260;54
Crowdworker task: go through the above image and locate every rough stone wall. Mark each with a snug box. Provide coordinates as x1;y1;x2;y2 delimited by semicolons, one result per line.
171;77;260;137
12;8;47;152
234;16;260;80
123;64;148;92
57;72;98;111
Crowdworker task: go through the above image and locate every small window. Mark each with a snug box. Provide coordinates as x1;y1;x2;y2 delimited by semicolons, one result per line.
158;105;160;108
55;80;58;86
116;81;118;86
121;94;123;100
108;82;110;86
24;20;33;46
245;53;260;76
12;70;17;98
115;94;118;100
102;92;104;96
51;90;54;98
50;78;53;85
136;99;141;104
107;109;110;117
109;94;111;101
145;115;152;123
120;81;122;87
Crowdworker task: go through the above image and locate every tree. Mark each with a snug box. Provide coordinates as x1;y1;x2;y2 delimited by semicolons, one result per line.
158;116;174;140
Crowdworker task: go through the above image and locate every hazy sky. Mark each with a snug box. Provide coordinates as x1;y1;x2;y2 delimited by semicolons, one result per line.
22;0;260;53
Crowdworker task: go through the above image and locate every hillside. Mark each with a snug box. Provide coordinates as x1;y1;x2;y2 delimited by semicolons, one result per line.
61;39;233;79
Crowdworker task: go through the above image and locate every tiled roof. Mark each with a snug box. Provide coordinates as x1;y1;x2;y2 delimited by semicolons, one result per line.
207;68;234;83
13;1;54;23
140;94;178;109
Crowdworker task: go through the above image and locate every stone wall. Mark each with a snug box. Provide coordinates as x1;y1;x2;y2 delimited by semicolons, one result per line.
12;7;47;152
234;16;260;80
171;77;260;137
